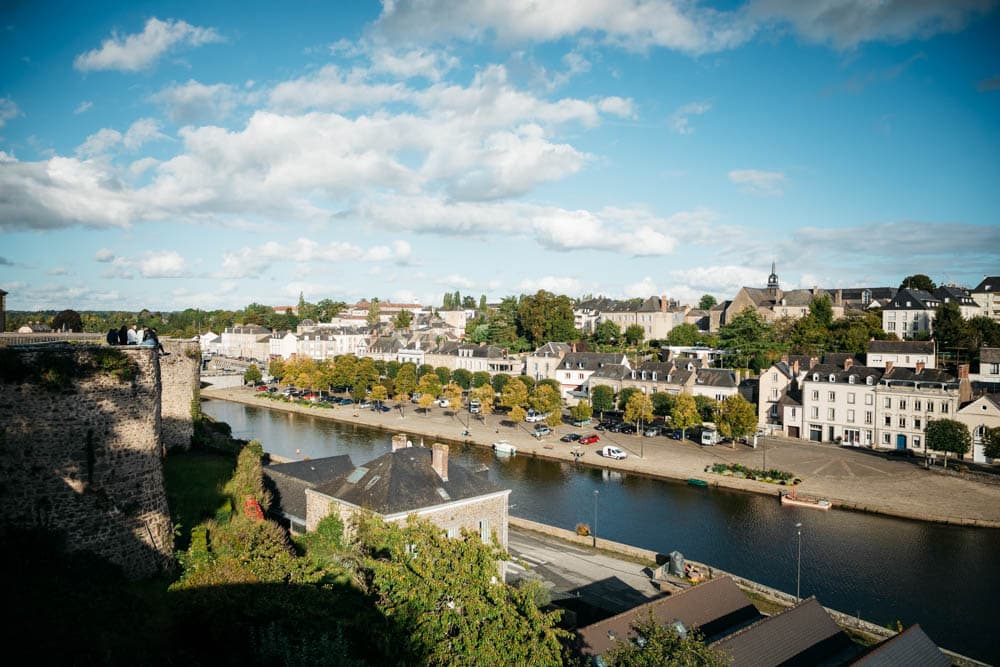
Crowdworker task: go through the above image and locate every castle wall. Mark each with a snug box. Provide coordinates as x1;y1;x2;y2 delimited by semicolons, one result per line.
159;339;200;451
0;344;174;578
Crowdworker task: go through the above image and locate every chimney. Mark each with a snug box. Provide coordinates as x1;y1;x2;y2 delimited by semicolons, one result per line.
661;295;668;313
432;443;449;482
958;364;972;404
392;433;409;452
792;359;800;376
844;358;854;371
835;289;842;305
958;363;969;379
572;342;577;353
915;361;925;373
885;361;893;372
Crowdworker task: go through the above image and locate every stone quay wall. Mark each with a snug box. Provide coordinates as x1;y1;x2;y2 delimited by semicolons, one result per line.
0;344;174;578
159;339;200;451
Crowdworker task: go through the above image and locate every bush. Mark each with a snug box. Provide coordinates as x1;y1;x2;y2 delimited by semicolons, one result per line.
575;523;591;536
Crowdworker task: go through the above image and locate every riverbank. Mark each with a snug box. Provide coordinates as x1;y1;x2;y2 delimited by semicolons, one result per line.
202;387;1000;528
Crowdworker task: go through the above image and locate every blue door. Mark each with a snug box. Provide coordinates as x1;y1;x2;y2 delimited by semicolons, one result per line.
896;434;907;450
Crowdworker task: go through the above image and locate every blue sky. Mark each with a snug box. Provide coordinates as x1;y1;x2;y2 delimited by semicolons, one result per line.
1;0;999;311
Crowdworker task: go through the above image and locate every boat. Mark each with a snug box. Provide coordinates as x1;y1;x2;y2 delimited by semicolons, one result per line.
687;478;708;487
493;440;517;455
780;489;832;511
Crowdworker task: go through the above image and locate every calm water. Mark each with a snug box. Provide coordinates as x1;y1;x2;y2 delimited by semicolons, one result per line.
203;399;1000;663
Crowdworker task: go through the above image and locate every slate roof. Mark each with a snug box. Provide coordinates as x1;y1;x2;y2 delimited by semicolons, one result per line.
934;285;977;306
885;288;941;310
264;455;355;522
711;597;858;667
695;368;737;388
590;363;631;381
804;364;884;385
576;577;762;658
312;447;505;516
972;276;1000;293
880;367;957;386
559;352;626;372
777;393;801;407
850;624;949;666
577;296;676;314
867;340;935;355
980;347;1000;364
532;342;572;356
821;353;865;368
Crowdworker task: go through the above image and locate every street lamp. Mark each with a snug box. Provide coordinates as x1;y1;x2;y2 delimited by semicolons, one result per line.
593;490;599;548
795;522;803;601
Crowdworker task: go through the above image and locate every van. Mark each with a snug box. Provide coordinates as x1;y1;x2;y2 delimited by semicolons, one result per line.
469;400;481;414
601;445;627;460
700;428;721;446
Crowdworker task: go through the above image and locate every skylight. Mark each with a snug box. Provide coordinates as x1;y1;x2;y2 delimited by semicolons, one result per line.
345;466;368;484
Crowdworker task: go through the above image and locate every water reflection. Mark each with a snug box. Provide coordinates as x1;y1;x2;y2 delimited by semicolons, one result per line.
202;399;1000;663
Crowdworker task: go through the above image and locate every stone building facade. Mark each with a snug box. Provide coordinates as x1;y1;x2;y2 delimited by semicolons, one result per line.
159;338;200;451
0;344;174;578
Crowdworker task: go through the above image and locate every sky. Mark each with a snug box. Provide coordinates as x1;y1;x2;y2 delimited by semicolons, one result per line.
1;0;999;312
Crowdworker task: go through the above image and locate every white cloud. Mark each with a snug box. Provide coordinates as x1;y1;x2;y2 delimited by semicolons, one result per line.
76;128;123;156
0;96;19;128
74;17;222;72
518;275;582;293
623;276;661;298
94;248;116;262
150;80;249;123
728;169;787;196
47;267;68;276
369;48;459;81
141;250;187;277
436;273;476;289
75;118;167;156
74;101;93;115
123;118;168;150
669;264;766;294
217;237;414;279
598;96;636;118
269;65;411;112
670;101;711;134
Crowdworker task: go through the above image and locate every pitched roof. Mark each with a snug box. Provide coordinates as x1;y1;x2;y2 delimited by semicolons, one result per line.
711;597;857;667
532;342;572;356
804;364;884;385
980;347;1000;364
263;455;355;522
880;366;956;386
971;276;1000;293
696;368;737;388
867;340;935;355
933;285;977;305
576;577;762;658
312;447;505;516
885;288;941;310
560;352;626;372
821;352;865;368
591;363;631;380
850;624;949;666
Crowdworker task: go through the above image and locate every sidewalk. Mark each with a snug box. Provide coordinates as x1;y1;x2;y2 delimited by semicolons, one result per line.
202;387;1000;527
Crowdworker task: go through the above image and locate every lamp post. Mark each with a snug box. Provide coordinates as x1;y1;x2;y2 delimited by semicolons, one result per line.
593;490;599;548
795;522;803;601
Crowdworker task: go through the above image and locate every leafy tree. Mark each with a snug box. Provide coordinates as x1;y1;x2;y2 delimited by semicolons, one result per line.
434;366;451;386
900;274;936;291
452;368;473;390
651;392;676;418
926;419;971;467
716;395;757;447
386;360;401;379
331;354;358;391
353;515;566;666
537;378;561;395
418;373;442;402
418;363;435;379
698;294;718;311
491;373;511;394
471;371;491;388
618;387;640;412
789;315;829;356
594;320;620;345
417;392;436;412
315;298;346;321
694;395;718;422
517;290;577;346
666;323;699;347
369;384;388;407
717;307;776;371
671;394;701;439
469;323;490;343
268;357;287;383
356;357;379;389
462;295;476;309
351;380;367;402
516;375;536;392
982;426;1000;460
509;405;527;424
366;299;382;327
570;400;593;423
529;384;562;426
470;384;496;414
441;382;463;411
393;309;413;329
243;364;262;385
809;295;834;328
51;309;83;332
501;378;529;411
624;324;645;346
933;301;972;352
604;611;729;667
394;363;417;399
624;392;654;432
591;385;615;415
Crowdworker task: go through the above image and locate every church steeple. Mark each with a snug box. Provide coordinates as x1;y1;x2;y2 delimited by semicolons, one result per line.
767;261;780;294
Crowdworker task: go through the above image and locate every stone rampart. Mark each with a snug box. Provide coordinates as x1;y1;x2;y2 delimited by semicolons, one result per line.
159;339;200;451
0;344;174;578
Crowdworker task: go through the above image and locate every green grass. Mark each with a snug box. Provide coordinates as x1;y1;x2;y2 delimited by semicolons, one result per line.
163;449;236;550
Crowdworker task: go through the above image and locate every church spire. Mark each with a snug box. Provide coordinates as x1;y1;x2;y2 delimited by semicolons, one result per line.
767;261;780;293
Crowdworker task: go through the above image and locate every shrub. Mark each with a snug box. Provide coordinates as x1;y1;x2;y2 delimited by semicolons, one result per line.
575;523;591;536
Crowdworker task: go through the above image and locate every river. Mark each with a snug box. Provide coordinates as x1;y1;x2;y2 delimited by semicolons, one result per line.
202;398;1000;663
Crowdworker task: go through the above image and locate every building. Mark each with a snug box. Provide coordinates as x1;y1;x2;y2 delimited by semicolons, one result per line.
757;356;813;427
970;347;1000;388
934;285;981;319
556;352;629;402
574;296;687;340
712;264;846;331
971;276;1000;321
219;324;272;360
269;331;299;359
15;322;52;334
800;361;883;446
955;394;1000;464
345;300;425;324
691;368;740;402
303;441;511;550
874;364;966;454
424;342;520;375
881;288;941;339
850;624;949;666
525;342;572;382
865;340;936;370
263;455;356;534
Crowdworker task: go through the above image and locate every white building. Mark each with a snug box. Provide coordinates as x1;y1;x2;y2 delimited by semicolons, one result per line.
874;364;964;454
866;340;936;370
956;394;1000;464
269;331;299;359
220;325;272;360
525;342;572;382
882;288;941;339
800;361;882;446
970;276;1000;321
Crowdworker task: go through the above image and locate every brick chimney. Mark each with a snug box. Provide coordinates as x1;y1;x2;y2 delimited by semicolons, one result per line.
792;359;800;376
572;341;577;353
915;361;925;373
432;443;449;482
844;358;854;370
392;433;410;452
885;360;893;372
661;295;668;313
958;364;972;404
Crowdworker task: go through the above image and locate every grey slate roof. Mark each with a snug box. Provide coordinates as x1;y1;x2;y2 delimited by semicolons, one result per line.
711;597;857;667
850;624;949;666
695;368;737;388
805;364;884;385
264;455;355;522
576;577;761;658
532;342;572;356
972;276;1000;293
867;340;935;355
821;353;865;368
934;285;977;306
312;447;504;516
885;288;940;310
559;352;626;372
881;366;957;386
590;363;631;381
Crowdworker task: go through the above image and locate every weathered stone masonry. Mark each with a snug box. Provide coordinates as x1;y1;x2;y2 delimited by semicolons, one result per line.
159;339;200;452
0;344;174;578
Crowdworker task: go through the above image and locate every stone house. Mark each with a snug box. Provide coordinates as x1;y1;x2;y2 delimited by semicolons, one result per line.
573;296;687;340
525;342;572;382
712;264;845;331
423;342;520;375
263;455;355;534
800;361;883;446
757;355;814;427
881;288;941;339
220;324;272;360
866;340;936;369
691;368;740;402
269;331;299;359
555;352;629;402
956;394;1000;464
970;347;1000;389
874;364;967;454
971;276;1000;321
934;285;981;319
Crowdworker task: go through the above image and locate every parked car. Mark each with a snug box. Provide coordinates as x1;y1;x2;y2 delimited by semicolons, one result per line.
570;418;592;427
619;423;637;434
601;445;627;459
560;433;581;442
594;422;608;431
338;398;354;406
526;410;551;423
469;400;482;414
267;386;278;393
534;425;553;437
358;400;372;409
255;385;268;392
410;393;423;404
886;448;915;459
665;429;682;440
579;434;600;445
643;426;660;437
372;404;391;412
434;398;450;407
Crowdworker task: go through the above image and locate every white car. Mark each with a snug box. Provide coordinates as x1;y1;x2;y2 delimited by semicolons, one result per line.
435;398;450;407
525;410;551;423
601;445;627;460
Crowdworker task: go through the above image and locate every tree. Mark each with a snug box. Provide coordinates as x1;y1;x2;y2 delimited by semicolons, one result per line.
698;294;718;311
268;358;287;383
517;291;577;346
900;274;936;292
516;375;536;393
501;377;529;412
418;373;442;402
394;363;418;399
570;400;593;423
789;314;829;356
982;426;1000;460
393;310;412;329
353;514;566;667
434;366;451;387
366;299;381;327
671;394;700;439
529;384;562;426
451;368;473;390
933;301;972;352
441;382;463;411
624;392;654;433
418;364;435;379
618;387;640;412
243;364;262;385
717;307;776;371
809;295;834;328
651;392;676;418
331;354;358;391
694;395;718;422
591;385;615;415
603;611;728;667
665;323;699;347
470;384;496;414
491;373;511;394
369;384;388;408
716;395;757;447
471;371;491;388
51;309;83;332
594;320;620;345
926;419;971;467
624;324;645;346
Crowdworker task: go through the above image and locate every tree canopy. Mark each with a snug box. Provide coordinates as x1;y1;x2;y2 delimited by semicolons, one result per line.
715;395;756;444
590;385;615;414
900;274;936;291
698;294;718;310
603;611;729;667
926;419;971;466
671;394;701;437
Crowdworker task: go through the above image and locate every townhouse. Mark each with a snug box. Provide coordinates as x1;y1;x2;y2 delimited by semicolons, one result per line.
866;340;936;369
573;295;686;340
934;285;981;319
757;355;813;427
525;342;572;382
971;276;1000;321
956;394;1000;463
555;352;629;402
881;288;941;339
874;364;967;453
800;361;883;446
219;325;271;360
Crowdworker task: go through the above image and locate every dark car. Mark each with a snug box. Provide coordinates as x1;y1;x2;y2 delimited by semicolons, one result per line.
886;448;915;458
338;398;354;406
594;422;608;431
560;433;581;442
579;434;600;445
665;429;682;440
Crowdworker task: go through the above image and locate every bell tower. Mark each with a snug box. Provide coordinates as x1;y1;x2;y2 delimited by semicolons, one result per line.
766;262;780;296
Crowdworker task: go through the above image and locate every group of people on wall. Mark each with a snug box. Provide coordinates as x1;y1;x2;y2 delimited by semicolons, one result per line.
106;324;168;354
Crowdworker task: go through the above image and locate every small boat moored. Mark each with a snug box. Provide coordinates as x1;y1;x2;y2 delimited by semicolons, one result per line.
687;478;708;487
780;489;832;511
493;440;517;455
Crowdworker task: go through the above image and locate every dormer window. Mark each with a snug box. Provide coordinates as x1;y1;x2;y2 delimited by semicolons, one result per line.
848;375;856;384
829;374;836;382
813;373;819;381
866;376;874;385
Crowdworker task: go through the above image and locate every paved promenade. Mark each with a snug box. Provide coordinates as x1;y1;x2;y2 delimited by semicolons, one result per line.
202;386;1000;527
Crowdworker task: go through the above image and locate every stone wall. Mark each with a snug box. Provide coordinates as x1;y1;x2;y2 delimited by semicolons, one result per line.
0;344;174;578
159;339;200;451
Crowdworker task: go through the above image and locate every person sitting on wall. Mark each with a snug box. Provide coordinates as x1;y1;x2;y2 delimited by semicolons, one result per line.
127;325;139;345
140;327;169;355
106;328;120;345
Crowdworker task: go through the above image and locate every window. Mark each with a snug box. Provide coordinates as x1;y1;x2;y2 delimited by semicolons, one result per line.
479;520;490;544
849;375;856;385
942;403;949;414
884;397;891;408
771;388;779;400
829;374;836;382
865;411;873;425
899;399;907;410
914;400;922;411
812;390;819;400
887;321;895;330
828;391;836;401
991;363;1000;375
847;409;855;423
447;526;458;539
882;432;891;444
884;415;892;426
866;376;874;386
913;436;921;449
898;416;907;428
811;407;819;418
865;394;873;405
927;402;934;413
914;418;922;430
848;393;856;404
828;408;835;420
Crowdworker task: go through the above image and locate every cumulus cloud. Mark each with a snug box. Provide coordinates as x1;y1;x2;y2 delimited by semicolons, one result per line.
0;96;21;128
74;101;93;114
670;101;711;134
94;248;116;262
435;273;476;289
729;169;787;196
74;17;222;72
76;118;167;156
150;80;250;122
141;250;187;277
669;264;767;294
598;96;636;118
518;275;582;293
369;48;459;81
217;237;414;279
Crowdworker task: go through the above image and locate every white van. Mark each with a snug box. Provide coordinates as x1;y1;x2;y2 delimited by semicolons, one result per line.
700;427;721;446
469;400;481;414
601;445;627;460
525;410;551;423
